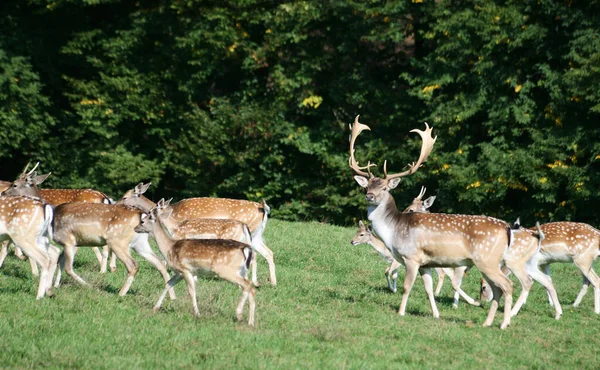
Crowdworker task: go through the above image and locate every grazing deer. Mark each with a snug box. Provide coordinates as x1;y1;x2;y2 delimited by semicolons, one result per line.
482;221;600;315
349;115;514;329
0;196;59;298
1;163;115;272
120;183;275;286
134;203;256;325
50;200;176;299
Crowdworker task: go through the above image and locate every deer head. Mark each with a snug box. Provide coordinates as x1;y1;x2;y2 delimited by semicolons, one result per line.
1;162;51;198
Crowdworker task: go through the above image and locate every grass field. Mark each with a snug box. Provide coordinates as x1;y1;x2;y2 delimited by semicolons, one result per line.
1;219;599;369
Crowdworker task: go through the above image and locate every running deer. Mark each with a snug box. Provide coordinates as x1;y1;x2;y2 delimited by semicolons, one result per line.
120;183;275;286
50;199;176;299
482;221;600;315
0;196;59;298
1;163;114;272
134;203;256;325
348;115;514;328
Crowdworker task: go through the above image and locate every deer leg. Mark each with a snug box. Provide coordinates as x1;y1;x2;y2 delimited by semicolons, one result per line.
420;268;439;318
572;256;600;313
0;240;8;267
398;260;420;316
91;247;103;266
154;274;183;312
214;265;257;326
573;274;590;308
527;263;562;320
181;270;199;317
250;252;259;287
99;245;110;273
480;267;513;330
252;234;276;286
444;267;479;307
507;263;533;317
11;237;51;299
434;268;446;296
389;260;401;293
109;242;138;296
110;251;118;272
61;244;88;286
130;235;176;300
14;246;28;260
28;257;39;277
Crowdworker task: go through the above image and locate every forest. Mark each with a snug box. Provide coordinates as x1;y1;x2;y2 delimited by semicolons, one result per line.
1;0;599;225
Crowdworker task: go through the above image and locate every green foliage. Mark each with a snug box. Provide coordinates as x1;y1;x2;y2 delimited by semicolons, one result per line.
1;1;600;225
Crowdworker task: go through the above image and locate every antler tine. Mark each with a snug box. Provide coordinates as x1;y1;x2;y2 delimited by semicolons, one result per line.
384;122;437;180
348;115;376;178
22;162;40;178
417;186;427;200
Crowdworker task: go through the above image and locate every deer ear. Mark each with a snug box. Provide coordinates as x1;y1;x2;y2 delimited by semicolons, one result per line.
358;220;365;228
159;208;173;219
163;197;173;207
423;196;436;210
388;177;401;189
354;176;369;188
29;172;51;186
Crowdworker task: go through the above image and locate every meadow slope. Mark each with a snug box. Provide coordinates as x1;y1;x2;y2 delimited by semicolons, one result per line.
0;219;599;369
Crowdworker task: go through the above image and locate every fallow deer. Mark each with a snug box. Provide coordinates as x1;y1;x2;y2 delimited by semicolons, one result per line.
135;203;256;325
482;221;600;316
349;115;514;329
0;196;59;298
1;163;115;272
50;200;176;299
120;183;275;286
351;189;475;307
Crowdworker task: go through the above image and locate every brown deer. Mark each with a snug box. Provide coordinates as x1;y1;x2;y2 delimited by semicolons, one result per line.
49;198;175;299
482;221;600;316
349;115;514;329
0;195;59;298
120;183;275;286
134;202;256;325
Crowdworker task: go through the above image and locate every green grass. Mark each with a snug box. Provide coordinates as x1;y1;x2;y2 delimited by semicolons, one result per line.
1;219;600;369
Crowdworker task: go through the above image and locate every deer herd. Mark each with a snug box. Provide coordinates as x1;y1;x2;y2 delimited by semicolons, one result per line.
1;116;599;330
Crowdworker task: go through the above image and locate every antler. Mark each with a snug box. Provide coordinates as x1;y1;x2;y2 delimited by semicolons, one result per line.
384;122;437;180
20;162;40;179
415;186;427;200
348;115;376;177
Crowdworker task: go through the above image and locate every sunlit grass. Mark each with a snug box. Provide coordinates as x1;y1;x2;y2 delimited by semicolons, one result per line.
0;219;599;368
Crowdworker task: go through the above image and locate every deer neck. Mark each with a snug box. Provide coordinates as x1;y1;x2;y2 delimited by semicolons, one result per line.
367;192;405;249
152;217;177;263
368;235;394;262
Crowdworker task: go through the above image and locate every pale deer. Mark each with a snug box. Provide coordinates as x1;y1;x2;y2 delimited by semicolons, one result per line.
134;203;256;325
349;115;514;329
351;190;475;308
120;183;275;286
482;221;600;315
480;220;563;319
0;196;59;298
50;200;176;299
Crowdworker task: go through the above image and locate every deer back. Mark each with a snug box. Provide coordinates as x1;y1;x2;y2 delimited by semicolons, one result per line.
170;218;248;242
381;212;511;266
170;198;267;232
39;189;112;206
535;222;600;261
53;203;141;246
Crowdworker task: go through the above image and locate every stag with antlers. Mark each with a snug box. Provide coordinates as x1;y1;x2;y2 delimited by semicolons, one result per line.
348;115;514;329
